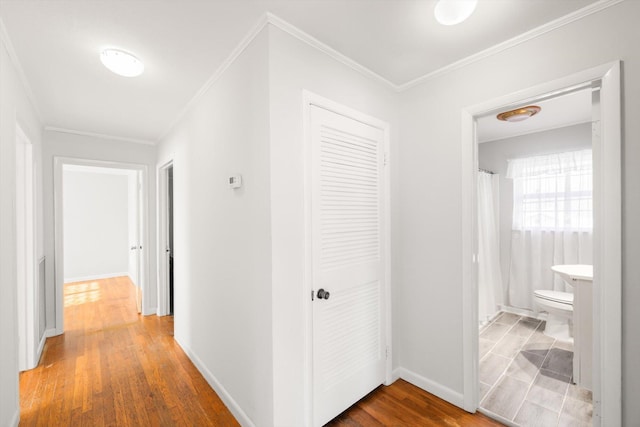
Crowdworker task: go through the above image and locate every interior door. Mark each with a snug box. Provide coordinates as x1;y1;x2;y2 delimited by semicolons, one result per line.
128;170;142;313
168;166;174;314
310;105;386;426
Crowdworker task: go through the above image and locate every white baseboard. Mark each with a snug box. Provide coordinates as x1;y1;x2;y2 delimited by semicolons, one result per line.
175;338;255;427
35;331;47;364
64;272;129;283
391;367;402;383
142;305;157;316
478;407;518;427
393;367;465;409
45;328;58;338
500;305;547;321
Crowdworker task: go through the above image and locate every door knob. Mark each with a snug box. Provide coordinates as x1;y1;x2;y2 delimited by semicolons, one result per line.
317;289;330;300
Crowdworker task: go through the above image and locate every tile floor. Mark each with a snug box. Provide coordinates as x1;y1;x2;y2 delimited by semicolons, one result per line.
479;312;593;427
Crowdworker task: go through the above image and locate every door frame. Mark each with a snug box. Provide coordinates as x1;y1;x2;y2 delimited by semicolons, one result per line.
302;91;393;426
16;124;40;371
53;157;150;333
461;61;621;425
157;160;173;316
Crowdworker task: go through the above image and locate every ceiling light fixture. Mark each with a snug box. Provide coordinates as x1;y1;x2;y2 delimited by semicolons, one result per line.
497;106;542;122
100;48;144;77
434;0;478;26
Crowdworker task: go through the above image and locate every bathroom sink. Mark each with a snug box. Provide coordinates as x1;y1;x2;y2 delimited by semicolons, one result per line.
551;264;593;391
551;264;593;283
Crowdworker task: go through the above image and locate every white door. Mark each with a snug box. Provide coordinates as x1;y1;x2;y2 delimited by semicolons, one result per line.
127;170;142;313
310;105;387;426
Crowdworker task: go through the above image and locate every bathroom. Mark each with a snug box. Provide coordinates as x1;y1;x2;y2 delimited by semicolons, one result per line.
476;89;594;426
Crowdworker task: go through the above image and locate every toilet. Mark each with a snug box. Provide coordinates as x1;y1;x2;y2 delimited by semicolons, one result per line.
533;290;574;342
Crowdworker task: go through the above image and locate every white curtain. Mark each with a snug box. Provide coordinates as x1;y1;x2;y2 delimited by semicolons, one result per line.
506;149;593;309
478;172;503;325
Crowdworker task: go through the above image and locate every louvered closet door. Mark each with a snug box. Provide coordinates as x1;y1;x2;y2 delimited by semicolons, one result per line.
310;105;386;427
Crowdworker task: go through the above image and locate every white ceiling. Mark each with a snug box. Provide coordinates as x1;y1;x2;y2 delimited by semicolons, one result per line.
0;0;603;143
477;88;593;143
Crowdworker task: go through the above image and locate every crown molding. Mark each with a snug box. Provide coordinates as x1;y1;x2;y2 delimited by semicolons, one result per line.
398;0;626;91
265;12;397;91
0;16;43;121
159;0;624;141
45;126;156;146
157;12;399;143
158;13;271;142
1;0;626;146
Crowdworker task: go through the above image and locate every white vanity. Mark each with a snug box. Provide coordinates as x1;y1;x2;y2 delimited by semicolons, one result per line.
551;264;593;391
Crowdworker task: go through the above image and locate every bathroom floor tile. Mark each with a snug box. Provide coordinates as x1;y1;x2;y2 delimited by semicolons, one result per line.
506;351;544;383
533;369;571;395
492;333;528;359
553;339;574;352
478;311;592;427
480;322;512;342
566;383;592;403
479;353;511;386
479;381;492;401
560;396;593;424
480;338;495;359
495;312;521;326
481;375;529;420
541;347;573;378
558;412;592;427
510;318;542;338
514;400;559;427
522;330;554;356
525;384;565;413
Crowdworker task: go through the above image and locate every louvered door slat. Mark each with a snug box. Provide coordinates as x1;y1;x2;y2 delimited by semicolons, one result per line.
311;105;386;427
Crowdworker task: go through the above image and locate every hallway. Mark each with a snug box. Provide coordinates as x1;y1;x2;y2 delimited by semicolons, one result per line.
19;277;503;426
19;277;239;426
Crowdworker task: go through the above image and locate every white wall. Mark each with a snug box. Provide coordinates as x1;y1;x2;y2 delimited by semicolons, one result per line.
398;2;639;423
43;130;157;322
479;123;592;298
267;24;399;426
5;4;638;426
157;29;273;426
62;168;129;282
0;29;43;427
156;23;398;426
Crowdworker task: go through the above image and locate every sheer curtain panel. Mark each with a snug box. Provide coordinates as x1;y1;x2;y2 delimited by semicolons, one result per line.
478;172;503;325
506;149;593;309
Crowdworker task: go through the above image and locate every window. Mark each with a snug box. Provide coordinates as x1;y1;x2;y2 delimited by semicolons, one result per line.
506;149;592;231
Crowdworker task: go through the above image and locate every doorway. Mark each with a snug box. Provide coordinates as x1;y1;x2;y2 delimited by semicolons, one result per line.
158;161;174;317
461;62;621;425
476;89;594;424
53;158;149;333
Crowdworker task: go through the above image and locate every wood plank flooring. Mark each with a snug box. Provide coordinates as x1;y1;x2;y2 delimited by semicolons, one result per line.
20;277;239;426
327;379;503;427
20;276;503;426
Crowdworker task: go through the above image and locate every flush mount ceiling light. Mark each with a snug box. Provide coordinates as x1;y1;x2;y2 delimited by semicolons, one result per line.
434;0;478;26
497;105;542;122
100;48;144;77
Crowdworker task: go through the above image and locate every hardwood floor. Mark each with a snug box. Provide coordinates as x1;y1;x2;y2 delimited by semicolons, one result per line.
20;276;502;426
20;277;239;426
327;379;503;427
